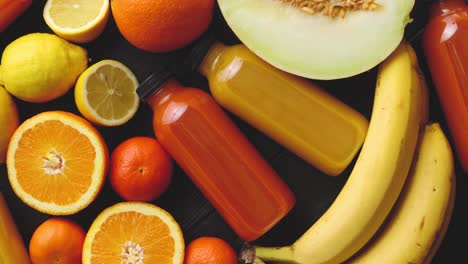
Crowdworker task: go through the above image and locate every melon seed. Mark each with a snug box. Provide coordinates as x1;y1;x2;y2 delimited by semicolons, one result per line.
280;0;381;18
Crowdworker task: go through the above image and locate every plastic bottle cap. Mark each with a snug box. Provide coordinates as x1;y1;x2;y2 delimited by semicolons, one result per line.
137;68;173;101
186;31;218;72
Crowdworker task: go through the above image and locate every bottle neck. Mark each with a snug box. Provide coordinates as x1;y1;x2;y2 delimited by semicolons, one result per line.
198;41;226;77
147;79;184;110
430;0;467;17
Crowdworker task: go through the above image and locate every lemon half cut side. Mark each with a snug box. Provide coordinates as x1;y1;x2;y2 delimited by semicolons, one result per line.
43;0;110;43
75;60;140;127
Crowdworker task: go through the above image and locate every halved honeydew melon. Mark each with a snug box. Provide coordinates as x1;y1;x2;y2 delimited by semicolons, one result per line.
217;0;415;80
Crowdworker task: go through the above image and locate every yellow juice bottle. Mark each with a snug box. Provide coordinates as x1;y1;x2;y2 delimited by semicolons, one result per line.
189;35;369;176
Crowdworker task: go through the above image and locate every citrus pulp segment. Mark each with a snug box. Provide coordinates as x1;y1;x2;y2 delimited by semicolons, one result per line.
75;60;140;127
6;111;108;215
43;0;110;43
83;202;184;264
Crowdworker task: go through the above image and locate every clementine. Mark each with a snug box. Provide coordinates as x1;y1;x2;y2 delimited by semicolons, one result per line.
111;0;215;52
109;136;173;202
29;218;86;264
184;237;238;264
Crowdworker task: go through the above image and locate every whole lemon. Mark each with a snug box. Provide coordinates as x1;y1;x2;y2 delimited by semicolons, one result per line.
0;84;19;164
0;33;88;103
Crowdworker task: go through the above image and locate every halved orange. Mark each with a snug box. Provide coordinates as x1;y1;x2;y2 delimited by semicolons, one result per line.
83;202;185;264
6;111;108;215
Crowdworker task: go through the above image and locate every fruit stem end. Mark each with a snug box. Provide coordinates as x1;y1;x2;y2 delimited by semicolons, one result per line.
239;242;297;263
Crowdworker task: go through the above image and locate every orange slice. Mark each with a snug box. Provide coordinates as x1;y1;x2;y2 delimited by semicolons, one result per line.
6;111;108;215
83;202;185;264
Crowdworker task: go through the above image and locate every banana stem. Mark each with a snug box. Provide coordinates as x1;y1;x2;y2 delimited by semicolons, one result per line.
255;245;297;263
239;243;296;264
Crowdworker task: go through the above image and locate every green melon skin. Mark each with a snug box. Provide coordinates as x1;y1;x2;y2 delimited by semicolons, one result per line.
218;0;415;80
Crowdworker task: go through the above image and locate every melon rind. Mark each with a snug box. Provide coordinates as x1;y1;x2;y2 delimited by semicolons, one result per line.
217;0;415;80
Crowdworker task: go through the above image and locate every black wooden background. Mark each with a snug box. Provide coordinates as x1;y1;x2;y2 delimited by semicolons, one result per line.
1;1;467;263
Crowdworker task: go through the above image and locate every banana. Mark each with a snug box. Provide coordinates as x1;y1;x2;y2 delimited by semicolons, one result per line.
422;195;455;264
422;154;456;264
248;41;428;264
348;123;455;264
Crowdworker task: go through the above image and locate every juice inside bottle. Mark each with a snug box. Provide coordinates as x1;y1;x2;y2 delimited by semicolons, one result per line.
137;71;296;242
423;0;468;172
189;35;369;176
0;0;32;32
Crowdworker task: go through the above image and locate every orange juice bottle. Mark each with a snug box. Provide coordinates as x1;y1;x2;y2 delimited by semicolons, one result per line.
188;34;369;176
0;0;31;32
423;0;468;173
137;70;296;242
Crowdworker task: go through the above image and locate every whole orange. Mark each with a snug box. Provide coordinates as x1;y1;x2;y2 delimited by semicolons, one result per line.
111;0;215;52
29;218;85;264
109;136;173;202
184;237;238;264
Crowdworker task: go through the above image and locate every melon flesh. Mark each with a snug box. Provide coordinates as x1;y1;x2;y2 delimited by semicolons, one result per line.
217;0;415;80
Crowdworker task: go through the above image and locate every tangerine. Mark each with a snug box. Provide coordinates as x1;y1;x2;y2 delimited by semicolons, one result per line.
111;0;215;52
109;136;173;202
29;218;86;264
184;237;238;264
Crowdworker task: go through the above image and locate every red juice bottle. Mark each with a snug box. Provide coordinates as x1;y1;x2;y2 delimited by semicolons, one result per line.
423;0;468;172
0;0;32;32
137;70;296;242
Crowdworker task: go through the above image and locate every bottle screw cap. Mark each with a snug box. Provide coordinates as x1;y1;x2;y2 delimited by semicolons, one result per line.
137;68;173;101
186;30;218;72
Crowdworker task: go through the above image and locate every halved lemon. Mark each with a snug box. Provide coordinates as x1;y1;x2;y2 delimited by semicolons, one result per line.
75;60;140;127
83;202;185;264
43;0;110;43
6;111;108;215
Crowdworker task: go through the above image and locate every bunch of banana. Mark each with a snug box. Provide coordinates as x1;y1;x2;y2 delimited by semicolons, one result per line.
240;40;431;264
349;123;455;264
